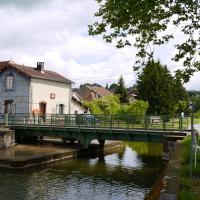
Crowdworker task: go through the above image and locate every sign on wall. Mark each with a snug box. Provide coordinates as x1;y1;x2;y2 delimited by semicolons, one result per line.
50;93;56;99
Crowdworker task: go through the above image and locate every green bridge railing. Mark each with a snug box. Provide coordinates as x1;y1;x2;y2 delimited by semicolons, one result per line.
0;113;192;132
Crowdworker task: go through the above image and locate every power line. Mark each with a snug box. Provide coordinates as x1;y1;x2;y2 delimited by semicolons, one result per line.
72;72;135;81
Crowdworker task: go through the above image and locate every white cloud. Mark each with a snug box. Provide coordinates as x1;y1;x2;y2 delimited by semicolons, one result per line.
0;0;199;89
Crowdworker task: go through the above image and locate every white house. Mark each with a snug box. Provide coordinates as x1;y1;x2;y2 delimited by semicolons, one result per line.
71;92;87;114
0;61;73;115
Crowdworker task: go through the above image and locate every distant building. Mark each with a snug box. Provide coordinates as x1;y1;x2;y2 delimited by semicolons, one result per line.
0;61;73;115
127;87;138;103
71;91;87;114
127;94;137;103
76;84;112;101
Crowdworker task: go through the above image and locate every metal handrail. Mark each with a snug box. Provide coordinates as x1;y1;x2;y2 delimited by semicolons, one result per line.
0;113;191;132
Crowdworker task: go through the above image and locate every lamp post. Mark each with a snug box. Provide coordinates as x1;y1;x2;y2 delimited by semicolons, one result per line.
189;101;194;178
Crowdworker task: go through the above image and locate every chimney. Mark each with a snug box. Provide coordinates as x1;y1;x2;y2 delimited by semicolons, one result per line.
37;62;44;72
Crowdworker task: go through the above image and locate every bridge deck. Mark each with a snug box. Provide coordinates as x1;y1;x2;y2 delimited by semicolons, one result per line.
2;113;189;147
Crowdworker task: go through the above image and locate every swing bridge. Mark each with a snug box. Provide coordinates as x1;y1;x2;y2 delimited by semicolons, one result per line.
1;113;190;148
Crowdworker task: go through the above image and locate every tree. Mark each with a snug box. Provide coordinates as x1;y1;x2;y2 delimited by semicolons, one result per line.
188;90;200;98
109;83;118;93
137;60;187;115
188;91;200;113
172;78;189;114
173;78;189;102
115;75;128;103
89;0;200;82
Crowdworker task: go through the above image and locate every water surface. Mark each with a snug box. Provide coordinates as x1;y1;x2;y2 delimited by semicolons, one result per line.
0;143;163;200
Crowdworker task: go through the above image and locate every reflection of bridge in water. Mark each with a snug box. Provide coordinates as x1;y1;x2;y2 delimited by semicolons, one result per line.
2;113;188;150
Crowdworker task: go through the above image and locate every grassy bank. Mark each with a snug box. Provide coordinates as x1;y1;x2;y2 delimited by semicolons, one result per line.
179;136;200;200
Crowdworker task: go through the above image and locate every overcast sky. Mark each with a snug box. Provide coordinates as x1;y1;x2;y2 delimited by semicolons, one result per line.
0;0;199;90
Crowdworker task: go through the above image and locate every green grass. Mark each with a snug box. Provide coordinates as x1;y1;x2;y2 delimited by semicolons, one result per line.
181;136;200;175
178;136;200;200
178;191;196;200
179;177;192;191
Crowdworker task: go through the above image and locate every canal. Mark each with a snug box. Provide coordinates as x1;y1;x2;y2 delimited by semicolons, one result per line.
0;142;164;200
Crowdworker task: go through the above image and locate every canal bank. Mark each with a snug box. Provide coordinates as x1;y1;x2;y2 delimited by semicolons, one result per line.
144;141;182;200
0;140;123;169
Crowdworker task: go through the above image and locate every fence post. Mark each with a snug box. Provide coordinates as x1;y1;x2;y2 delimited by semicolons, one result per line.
118;116;119;128
110;115;113;130
94;115;96;129
190;109;194;178
144;115;148;129
51;114;53;127
25;114;27;127
69;114;71;126
163;115;166;131
33;114;36;125
64;114;67;127
180;113;183;133
128;115;130;130
14;113;16;126
5;113;8;126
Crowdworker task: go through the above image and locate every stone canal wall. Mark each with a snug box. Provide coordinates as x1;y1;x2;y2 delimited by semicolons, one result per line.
159;142;182;200
0;141;122;169
0;129;15;148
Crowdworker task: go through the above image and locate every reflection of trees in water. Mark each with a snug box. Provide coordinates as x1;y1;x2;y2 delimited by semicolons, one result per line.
117;146;125;160
125;142;162;156
124;142;163;165
49;151;163;188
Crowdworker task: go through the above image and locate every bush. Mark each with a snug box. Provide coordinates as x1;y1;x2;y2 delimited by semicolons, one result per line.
85;95;121;115
85;96;148;124
119;100;148;123
194;110;200;118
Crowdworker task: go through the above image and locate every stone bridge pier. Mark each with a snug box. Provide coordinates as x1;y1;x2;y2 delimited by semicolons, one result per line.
0;128;15;148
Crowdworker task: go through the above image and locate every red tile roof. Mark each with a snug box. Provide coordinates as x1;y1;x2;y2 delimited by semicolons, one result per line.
77;84;112;101
87;86;112;97
0;61;73;84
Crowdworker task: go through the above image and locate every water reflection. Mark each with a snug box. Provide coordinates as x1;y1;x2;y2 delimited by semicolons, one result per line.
0;143;163;200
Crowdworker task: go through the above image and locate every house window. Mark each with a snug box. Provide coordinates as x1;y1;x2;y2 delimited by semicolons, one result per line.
58;104;64;114
4;100;15;114
6;75;14;90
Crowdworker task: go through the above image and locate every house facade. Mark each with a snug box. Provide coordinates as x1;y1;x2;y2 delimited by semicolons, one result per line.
0;61;73;115
71;92;87;114
128;94;137;103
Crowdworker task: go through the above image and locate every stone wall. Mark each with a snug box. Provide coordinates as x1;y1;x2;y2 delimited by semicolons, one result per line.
0;129;15;148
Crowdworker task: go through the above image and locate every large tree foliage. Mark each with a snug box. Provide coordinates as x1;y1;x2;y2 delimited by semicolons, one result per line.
137;60;188;115
89;0;200;82
115;75;128;103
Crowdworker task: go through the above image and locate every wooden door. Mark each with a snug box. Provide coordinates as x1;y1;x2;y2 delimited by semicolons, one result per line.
39;102;46;122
